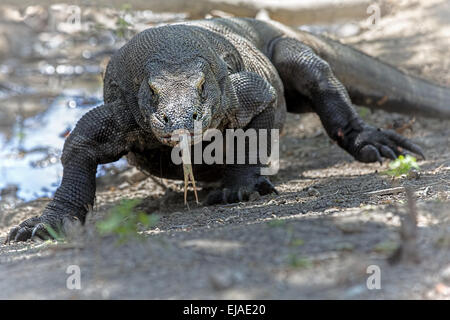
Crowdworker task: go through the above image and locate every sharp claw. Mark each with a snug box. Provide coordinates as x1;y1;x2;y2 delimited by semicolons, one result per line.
222;188;231;204
241;187;253;202
256;178;278;195
31;226;38;240
14;228;31;242
401;141;425;159
237;188;244;202
385;130;425;159
380;145;397;161
31;223;51;240
415;147;425;160
376;150;383;165
5;226;19;244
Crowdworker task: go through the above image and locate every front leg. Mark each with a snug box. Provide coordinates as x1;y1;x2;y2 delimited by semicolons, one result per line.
270;37;424;162
6;102;139;242
206;72;279;204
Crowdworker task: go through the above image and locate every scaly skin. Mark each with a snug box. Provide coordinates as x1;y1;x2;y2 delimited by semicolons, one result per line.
7;17;446;243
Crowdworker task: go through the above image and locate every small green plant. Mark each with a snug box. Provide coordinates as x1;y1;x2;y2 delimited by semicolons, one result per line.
358;107;371;120
373;240;399;254
289;238;305;247
115;17;132;38
267;219;286;228
382;154;420;177
115;4;133;38
287;254;312;269
44;224;65;242
96;199;159;243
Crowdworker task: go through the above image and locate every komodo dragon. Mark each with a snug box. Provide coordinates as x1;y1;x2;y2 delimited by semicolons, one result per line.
6;17;450;242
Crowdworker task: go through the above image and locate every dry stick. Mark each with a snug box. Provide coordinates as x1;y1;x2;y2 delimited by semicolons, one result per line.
388;187;420;264
148;175;168;190
366;186;405;196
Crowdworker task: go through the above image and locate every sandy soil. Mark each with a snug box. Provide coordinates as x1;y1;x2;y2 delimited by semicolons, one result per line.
0;0;449;299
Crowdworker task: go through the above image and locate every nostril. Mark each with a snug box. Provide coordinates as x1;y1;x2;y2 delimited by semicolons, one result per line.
162;114;169;123
192;112;198;120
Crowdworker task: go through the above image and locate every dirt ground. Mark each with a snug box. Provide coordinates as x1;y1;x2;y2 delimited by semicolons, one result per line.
0;0;449;299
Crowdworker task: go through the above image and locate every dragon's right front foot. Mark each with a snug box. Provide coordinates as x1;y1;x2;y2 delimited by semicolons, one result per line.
205;166;278;205
5;207;81;243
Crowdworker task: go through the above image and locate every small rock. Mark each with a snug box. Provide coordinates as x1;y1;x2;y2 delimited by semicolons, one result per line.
307;187;320;197
441;265;450;283
118;182;130;190
407;169;420;180
423;186;433;196
336;218;364;234
255;9;270;21
210;272;233;291
121;168;148;184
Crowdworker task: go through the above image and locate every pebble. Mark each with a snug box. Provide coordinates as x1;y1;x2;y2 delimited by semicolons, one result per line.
441;265;450;282
210;272;233;291
307;187;321;197
336;219;364;234
118;182;130;190
407;169;420;180
210;270;245;291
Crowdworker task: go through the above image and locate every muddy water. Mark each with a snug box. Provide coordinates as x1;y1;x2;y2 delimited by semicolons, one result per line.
0;80;128;203
0;36;126;205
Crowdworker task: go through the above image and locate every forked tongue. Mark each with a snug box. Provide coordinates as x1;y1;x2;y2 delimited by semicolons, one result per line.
178;132;199;209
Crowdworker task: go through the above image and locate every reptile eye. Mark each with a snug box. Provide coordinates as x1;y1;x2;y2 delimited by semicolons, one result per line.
198;78;206;101
148;83;158;103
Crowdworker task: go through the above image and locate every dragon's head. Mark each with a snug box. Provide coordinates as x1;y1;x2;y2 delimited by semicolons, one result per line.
137;56;235;146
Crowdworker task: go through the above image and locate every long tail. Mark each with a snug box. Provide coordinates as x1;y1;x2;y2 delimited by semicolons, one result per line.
295;31;450;119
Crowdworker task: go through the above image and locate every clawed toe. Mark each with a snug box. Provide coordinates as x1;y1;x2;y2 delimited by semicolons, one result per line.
205;177;278;205
4;215;61;244
31;223;52;241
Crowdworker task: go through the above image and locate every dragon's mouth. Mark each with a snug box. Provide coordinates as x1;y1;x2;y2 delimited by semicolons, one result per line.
158;131;204;146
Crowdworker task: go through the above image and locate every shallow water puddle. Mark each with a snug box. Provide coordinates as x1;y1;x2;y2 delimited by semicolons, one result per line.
0;89;126;203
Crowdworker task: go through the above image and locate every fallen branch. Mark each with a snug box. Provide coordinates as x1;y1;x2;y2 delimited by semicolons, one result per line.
366;186;405;196
388;188;420;264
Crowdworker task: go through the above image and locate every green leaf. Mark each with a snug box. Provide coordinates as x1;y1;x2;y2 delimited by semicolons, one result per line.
96;199;158;242
381;154;420;177
44;224;65;241
287;254;312;269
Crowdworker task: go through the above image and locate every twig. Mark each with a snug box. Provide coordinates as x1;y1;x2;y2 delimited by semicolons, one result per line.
388;187;420;264
366;187;405;196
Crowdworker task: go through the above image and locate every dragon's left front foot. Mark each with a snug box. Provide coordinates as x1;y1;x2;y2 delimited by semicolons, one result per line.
205;167;278;205
339;121;425;163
